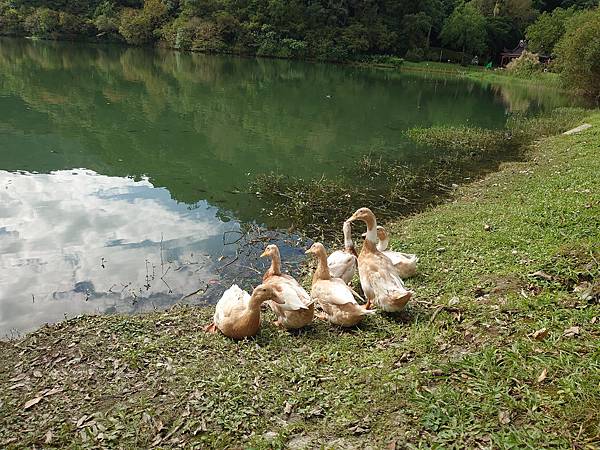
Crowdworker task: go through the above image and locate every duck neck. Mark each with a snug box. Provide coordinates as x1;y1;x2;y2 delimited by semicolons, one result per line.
377;236;389;252
312;249;331;284
249;293;267;311
343;223;354;252
264;250;282;279
364;215;378;244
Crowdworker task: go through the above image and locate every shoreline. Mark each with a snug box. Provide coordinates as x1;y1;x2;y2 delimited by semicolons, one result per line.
1;112;598;447
1;35;571;93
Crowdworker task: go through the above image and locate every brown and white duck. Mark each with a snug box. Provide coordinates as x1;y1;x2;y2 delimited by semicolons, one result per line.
305;242;375;327
260;244;314;330
205;284;284;339
347;208;413;311
327;220;358;284
363;225;418;279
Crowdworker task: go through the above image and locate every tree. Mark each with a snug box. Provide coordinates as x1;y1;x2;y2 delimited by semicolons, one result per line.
440;2;488;61
525;6;577;53
554;8;600;97
118;0;167;45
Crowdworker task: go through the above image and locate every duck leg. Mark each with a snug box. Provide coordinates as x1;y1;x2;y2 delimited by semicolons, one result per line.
204;322;218;333
364;298;374;310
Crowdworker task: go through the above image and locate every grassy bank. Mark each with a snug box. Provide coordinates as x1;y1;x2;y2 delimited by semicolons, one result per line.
1;114;599;448
400;60;563;89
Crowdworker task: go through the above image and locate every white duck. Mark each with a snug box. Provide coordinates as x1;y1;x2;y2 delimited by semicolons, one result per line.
348;207;413;311
260;244;314;329
327;220;358;284
205;284;284;339
363;225;418;279
305;242;375;327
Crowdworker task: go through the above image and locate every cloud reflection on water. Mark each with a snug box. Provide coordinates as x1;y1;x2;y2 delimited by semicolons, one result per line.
0;169;237;336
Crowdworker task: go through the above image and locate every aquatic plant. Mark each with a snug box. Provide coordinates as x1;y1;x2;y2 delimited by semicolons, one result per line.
250;108;589;240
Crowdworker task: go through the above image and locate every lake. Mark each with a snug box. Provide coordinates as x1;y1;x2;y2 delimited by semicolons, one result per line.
0;38;582;336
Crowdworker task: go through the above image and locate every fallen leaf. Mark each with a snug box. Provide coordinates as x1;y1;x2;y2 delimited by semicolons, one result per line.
448;296;460;306
77;415;89;428
530;271;553;281
563;326;580;337
498;410;511;425
44;430;53;444
33;370;42;378
532;328;549;341
348;425;370;435
537;368;548;383
283;401;293;415
24;396;43;410
591;317;597;324
44;387;62;397
8;374;26;383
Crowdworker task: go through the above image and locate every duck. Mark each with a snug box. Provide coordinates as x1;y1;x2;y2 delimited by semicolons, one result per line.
305;242;375;327
260;244;314;329
204;284;284;339
347;207;413;312
363;225;418;278
327;220;358;284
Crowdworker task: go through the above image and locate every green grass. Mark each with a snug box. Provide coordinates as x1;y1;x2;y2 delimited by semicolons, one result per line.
401;60;563;88
1;114;599;449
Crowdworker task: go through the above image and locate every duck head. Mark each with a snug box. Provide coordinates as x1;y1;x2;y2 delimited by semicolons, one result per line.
348;207;377;243
260;244;279;258
251;283;285;304
305;242;327;257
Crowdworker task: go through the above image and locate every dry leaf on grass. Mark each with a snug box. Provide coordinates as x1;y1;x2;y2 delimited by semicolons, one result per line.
537;368;548;383
23;396;42;410
529;271;553;281
531;328;549;341
498;410;511;425
563;326;580;337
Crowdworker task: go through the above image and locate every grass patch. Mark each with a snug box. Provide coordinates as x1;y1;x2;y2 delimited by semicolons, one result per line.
1;112;599;448
400;61;564;89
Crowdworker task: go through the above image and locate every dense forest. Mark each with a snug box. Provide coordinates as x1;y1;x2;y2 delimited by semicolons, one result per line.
1;0;599;93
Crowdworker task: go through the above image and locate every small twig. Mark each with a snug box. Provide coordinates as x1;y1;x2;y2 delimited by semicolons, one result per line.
180;284;208;301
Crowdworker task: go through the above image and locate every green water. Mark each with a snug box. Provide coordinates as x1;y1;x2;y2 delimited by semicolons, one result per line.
0;38;582;335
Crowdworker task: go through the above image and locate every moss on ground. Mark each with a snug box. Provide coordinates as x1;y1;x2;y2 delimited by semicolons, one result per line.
1;115;599;449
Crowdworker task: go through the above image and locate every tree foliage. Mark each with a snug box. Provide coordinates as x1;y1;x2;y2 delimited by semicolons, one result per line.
525;6;577;53
554;7;600;96
0;0;598;80
440;2;488;58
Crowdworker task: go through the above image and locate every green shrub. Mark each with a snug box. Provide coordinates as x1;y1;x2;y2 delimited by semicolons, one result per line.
94;0;119;34
0;2;24;35
505;50;542;78
191;20;225;52
555;8;600;97
24;7;60;37
118;0;167;45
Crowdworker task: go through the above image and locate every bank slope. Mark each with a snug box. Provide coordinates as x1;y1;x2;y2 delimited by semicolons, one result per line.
0;114;599;449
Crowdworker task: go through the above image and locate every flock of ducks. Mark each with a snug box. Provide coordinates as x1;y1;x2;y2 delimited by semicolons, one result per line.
205;207;419;339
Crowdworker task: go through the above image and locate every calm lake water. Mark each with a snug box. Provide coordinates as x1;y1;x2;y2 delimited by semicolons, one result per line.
0;38;582;336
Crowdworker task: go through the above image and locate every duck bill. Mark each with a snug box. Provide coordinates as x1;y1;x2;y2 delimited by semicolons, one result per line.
259;251;268;258
304;249;312;255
